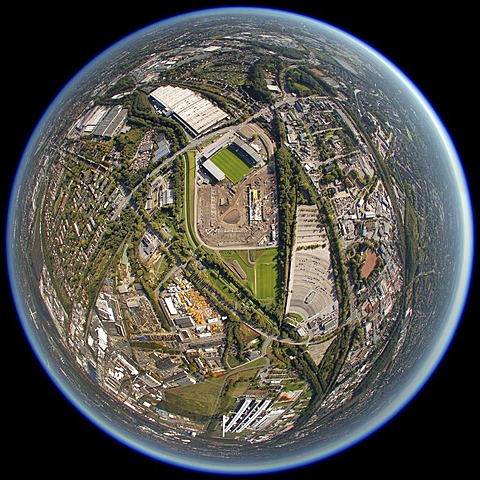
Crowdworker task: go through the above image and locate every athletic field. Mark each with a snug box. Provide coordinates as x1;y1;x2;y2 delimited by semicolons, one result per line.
254;248;277;300
210;146;252;184
221;248;277;302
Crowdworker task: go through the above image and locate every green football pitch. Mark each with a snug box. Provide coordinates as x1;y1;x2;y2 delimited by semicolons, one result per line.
254;248;277;300
221;248;277;301
210;147;252;183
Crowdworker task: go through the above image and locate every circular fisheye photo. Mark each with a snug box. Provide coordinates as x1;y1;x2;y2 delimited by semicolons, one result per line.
5;4;474;476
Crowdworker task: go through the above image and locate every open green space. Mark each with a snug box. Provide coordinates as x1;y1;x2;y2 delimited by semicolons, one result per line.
255;248;277;300
184;150;199;248
210;147;253;184
160;359;267;423
160;378;223;419
220;248;277;301
221;250;255;291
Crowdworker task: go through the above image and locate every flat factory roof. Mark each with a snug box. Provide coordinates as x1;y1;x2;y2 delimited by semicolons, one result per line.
150;85;228;136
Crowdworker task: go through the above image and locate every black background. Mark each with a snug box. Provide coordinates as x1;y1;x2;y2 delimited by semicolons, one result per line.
3;1;476;477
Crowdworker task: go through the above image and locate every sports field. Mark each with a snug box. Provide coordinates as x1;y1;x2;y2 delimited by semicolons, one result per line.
221;248;277;301
210;146;252;183
254;248;277;300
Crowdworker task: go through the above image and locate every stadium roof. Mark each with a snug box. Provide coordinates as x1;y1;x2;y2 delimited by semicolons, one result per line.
230;137;263;165
202;159;225;182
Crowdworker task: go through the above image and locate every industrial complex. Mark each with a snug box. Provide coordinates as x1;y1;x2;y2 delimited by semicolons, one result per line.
150;85;229;136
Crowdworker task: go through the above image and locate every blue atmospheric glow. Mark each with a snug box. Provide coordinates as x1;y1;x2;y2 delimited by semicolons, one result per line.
7;6;474;476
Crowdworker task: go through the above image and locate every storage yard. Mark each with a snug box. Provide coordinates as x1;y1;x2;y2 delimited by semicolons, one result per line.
196;164;278;249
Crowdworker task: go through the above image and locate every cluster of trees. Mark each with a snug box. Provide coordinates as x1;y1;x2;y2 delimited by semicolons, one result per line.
274;146;299;321
172;155;185;227
83;206;140;315
127;91;188;152
105;75;136;98
224;321;246;365
271;115;318;202
285;66;336;97
353;300;403;399
352;321;365;350
318;200;350;323
271;114;286;144
243;60;275;104
126;238;171;331
347;248;367;292
346;240;385;293
273;326;354;413
272;119;319;326
272;342;323;398
317;325;352;393
140;279;170;331
404;192;419;286
111;91;187;190
114;127;144;162
246;40;306;61
321;161;346;185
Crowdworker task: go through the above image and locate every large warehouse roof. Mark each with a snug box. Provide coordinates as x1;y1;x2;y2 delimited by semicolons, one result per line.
93;105;128;138
150;85;228;136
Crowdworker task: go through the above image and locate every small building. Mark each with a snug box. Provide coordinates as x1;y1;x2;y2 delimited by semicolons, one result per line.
164;296;178;316
174;316;195;329
320;317;338;333
126;297;140;308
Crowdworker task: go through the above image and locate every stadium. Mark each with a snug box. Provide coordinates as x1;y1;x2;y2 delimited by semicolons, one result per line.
201;135;263;184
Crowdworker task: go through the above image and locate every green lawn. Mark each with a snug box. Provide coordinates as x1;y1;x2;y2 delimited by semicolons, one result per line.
210;147;252;183
184;151;199;248
161;378;223;418
221;250;255;292
255;248;277;300
160;360;268;422
221;248;277;301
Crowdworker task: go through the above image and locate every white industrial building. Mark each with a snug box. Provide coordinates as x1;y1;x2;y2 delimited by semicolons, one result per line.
164;296;178;316
224;397;276;434
149;85;228;136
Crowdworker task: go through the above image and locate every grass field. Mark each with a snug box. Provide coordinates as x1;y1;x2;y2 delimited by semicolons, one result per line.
160;359;267;421
161;378;223;418
184;151;199;248
210;147;252;183
255;248;277;300
221;248;277;301
221;250;255;291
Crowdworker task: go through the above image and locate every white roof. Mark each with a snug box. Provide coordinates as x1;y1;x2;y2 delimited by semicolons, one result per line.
97;327;108;351
164;296;178;316
150;85;228;135
203;159;225;181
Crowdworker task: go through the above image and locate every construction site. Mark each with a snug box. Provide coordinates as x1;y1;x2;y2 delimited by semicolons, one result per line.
196;164;278;249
